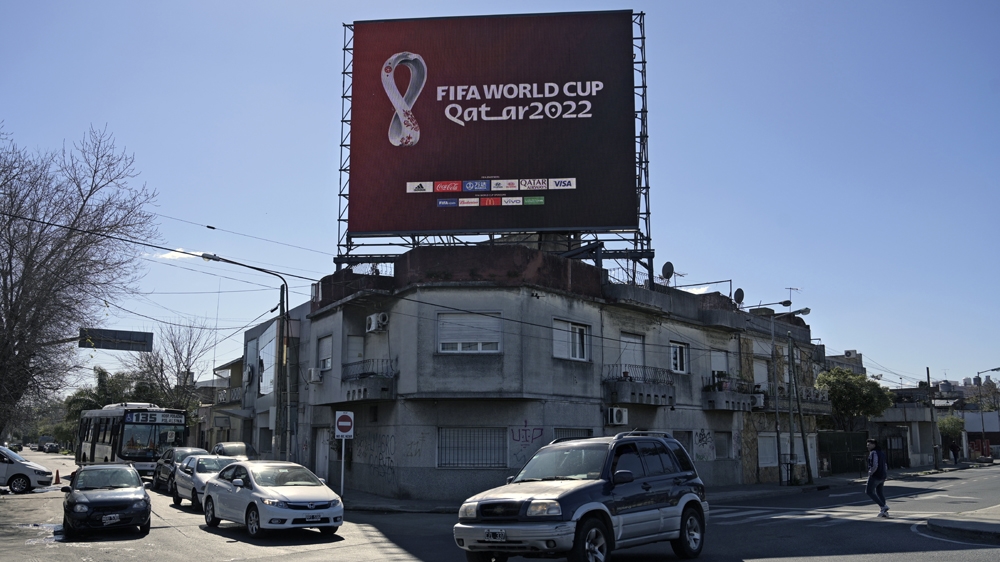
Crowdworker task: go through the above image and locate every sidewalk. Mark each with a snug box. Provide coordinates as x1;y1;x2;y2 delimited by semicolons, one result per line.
340;461;1000;542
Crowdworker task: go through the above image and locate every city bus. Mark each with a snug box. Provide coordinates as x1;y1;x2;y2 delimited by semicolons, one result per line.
76;403;188;477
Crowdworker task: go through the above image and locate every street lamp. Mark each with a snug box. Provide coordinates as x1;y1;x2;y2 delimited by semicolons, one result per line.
201;252;291;461
974;367;1000;458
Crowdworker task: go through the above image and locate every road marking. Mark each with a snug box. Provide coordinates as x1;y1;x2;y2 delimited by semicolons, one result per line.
828;492;861;497
711;509;772;519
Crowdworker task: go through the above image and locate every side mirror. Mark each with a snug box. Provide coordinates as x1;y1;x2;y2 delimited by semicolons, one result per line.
613;470;634;485
319;478;326;485
182;466;192;474
232;478;244;488
61;486;72;493
506;476;515;484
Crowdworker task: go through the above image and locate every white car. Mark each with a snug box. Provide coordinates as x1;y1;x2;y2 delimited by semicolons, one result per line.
173;455;238;511
0;445;53;493
203;461;343;537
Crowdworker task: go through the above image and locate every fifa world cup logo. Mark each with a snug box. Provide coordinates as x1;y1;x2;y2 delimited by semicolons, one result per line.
381;52;427;147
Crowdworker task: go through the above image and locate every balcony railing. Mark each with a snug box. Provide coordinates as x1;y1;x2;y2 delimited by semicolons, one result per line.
342;359;397;380
602;364;675;385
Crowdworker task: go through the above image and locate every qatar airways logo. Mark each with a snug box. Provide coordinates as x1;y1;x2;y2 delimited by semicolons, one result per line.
382;52;427;147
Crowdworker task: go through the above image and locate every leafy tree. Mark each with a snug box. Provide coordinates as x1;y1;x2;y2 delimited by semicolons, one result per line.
816;367;894;431
968;379;998;412
64;366;136;423
937;415;965;442
0;126;158;436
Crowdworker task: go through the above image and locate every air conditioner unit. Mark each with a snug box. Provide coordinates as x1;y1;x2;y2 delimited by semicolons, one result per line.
844;350;857;358
607;407;628;426
750;394;766;409
308;368;323;384
365;313;389;333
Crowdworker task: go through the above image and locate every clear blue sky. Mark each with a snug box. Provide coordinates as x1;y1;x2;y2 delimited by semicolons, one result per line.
3;1;997;391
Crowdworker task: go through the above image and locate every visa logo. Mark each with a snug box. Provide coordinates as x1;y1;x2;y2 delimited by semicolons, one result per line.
434;181;462;192
437;199;458;207
502;197;523;206
463;180;490;192
548;178;576;189
519;178;548;190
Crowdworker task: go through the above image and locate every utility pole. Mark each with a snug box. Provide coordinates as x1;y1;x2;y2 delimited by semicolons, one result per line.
790;334;813;484
771;316;783;485
929;367;940;470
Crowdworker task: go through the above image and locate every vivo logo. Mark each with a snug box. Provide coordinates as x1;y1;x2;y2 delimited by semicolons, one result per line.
502;197;523;206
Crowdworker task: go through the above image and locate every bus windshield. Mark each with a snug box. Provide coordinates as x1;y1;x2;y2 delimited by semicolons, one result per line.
120;423;186;460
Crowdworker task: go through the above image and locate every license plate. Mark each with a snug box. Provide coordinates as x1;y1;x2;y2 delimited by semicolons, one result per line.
484;529;506;542
306;514;321;522
102;514;120;525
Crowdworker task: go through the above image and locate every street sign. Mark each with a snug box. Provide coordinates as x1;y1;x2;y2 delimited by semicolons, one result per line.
79;328;153;352
334;411;354;439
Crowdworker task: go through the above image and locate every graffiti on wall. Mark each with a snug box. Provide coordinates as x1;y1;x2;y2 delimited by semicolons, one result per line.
355;430;396;484
510;420;545;468
694;428;716;462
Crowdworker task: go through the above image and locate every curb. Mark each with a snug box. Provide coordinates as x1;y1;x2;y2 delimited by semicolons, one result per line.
926;518;1000;544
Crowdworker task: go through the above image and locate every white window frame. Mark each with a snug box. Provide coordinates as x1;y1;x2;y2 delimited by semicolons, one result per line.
437;312;502;354
758;433;778;467
670;341;689;373
619;333;644;368
317;335;333;370
553;319;590;361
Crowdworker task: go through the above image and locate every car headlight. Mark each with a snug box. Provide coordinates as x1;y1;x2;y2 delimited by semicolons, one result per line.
526;500;562;517
73;504;90;513
330;498;341;507
132;500;148;510
261;498;287;508
34;470;48;476
458;502;479;519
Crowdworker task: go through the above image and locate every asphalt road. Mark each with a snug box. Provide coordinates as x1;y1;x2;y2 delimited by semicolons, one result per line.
2;451;999;561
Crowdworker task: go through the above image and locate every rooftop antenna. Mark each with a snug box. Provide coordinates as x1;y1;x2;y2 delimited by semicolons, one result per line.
785;287;801;312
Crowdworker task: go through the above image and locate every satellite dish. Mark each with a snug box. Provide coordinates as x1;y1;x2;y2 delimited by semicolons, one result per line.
734;288;744;304
661;261;674;280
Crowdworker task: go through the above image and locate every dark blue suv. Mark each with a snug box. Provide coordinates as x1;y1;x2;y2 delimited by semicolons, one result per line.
454;431;708;561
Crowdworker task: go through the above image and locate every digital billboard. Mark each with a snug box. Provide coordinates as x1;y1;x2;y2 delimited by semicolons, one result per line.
349;11;637;235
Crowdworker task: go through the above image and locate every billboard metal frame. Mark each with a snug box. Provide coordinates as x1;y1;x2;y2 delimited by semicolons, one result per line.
336;12;653;283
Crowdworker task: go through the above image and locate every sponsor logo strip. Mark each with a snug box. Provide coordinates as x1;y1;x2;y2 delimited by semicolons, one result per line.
523;196;545;205
548;178;576;189
406;181;433;193
502;197;523;206
481;197;502;206
437;198;458;207
458;198;480;207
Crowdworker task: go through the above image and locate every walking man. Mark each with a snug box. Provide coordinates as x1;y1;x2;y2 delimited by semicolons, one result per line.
949;442;960;464
866;438;889;517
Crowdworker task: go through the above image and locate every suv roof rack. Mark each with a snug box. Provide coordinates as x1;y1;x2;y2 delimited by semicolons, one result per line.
548;436;604;445
612;431;674;440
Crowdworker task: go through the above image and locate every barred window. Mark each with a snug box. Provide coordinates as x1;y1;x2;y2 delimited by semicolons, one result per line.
554;428;593;440
438;427;506;468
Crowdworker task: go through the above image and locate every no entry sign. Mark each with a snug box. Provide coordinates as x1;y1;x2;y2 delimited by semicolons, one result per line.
334;411;354;439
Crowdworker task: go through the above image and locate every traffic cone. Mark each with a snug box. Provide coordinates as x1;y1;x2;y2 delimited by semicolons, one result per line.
54;470;60;485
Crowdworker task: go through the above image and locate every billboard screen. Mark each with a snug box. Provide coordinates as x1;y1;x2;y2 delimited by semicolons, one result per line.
349;11;637;235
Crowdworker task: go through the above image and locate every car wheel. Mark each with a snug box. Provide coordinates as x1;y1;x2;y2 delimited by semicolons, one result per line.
245;505;265;537
465;552;508;562
204;497;220;527
62;515;77;540
568;517;610;562
8;474;31;494
670;506;705;559
172;485;182;506
191;489;202;512
318;525;339;536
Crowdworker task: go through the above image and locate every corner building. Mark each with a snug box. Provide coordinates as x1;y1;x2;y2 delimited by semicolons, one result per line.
238;245;830;501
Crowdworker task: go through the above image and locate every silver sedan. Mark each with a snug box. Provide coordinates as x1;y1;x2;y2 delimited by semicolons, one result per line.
172;455;238;511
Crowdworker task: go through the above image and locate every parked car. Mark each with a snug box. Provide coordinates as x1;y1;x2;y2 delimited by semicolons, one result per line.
61;463;151;539
44;443;60;453
8;443;22;452
152;447;207;493
0;445;53;494
453;431;709;561
172;454;238;511
203;460;343;537
209;441;259;461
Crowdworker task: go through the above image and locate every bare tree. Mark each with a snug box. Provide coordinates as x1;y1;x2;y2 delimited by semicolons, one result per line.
0;125;158;436
120;322;215;413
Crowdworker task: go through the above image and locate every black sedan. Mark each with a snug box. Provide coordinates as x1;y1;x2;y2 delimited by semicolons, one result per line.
62;464;151;539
